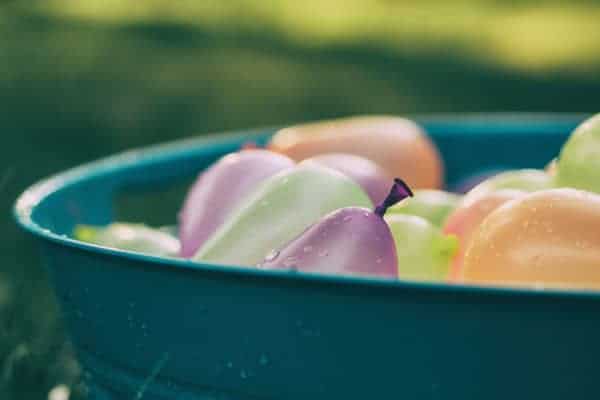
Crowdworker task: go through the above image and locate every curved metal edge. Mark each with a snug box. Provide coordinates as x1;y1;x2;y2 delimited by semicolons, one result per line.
13;113;600;302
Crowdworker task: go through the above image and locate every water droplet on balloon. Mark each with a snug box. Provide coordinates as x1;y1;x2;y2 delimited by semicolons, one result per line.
343;215;353;223
264;249;280;262
363;212;370;217
240;370;248;379
226;362;233;369
318;249;329;257
376;258;383;264
283;256;298;267
260;200;270;207
303;245;313;253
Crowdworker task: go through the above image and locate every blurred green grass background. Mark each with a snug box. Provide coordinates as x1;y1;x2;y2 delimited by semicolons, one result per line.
2;0;600;398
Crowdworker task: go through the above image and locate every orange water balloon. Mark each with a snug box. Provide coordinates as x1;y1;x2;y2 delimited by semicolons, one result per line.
268;115;443;189
444;189;525;281
461;189;600;290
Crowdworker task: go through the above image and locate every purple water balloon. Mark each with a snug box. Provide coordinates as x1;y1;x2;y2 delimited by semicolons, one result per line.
178;149;294;257
261;179;413;278
300;153;393;205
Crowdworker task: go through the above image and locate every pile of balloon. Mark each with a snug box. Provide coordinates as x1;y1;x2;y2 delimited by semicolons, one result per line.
74;114;600;291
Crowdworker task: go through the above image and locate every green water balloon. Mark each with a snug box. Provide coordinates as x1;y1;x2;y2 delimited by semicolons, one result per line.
556;113;600;194
385;214;458;282
463;169;553;204
74;223;180;257
194;164;372;266
386;189;460;227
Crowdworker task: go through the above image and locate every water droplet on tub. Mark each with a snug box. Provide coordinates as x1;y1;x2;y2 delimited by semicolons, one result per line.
363;212;370;217
264;249;280;262
303;245;313;253
48;384;70;400
259;354;269;366
302;327;321;337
